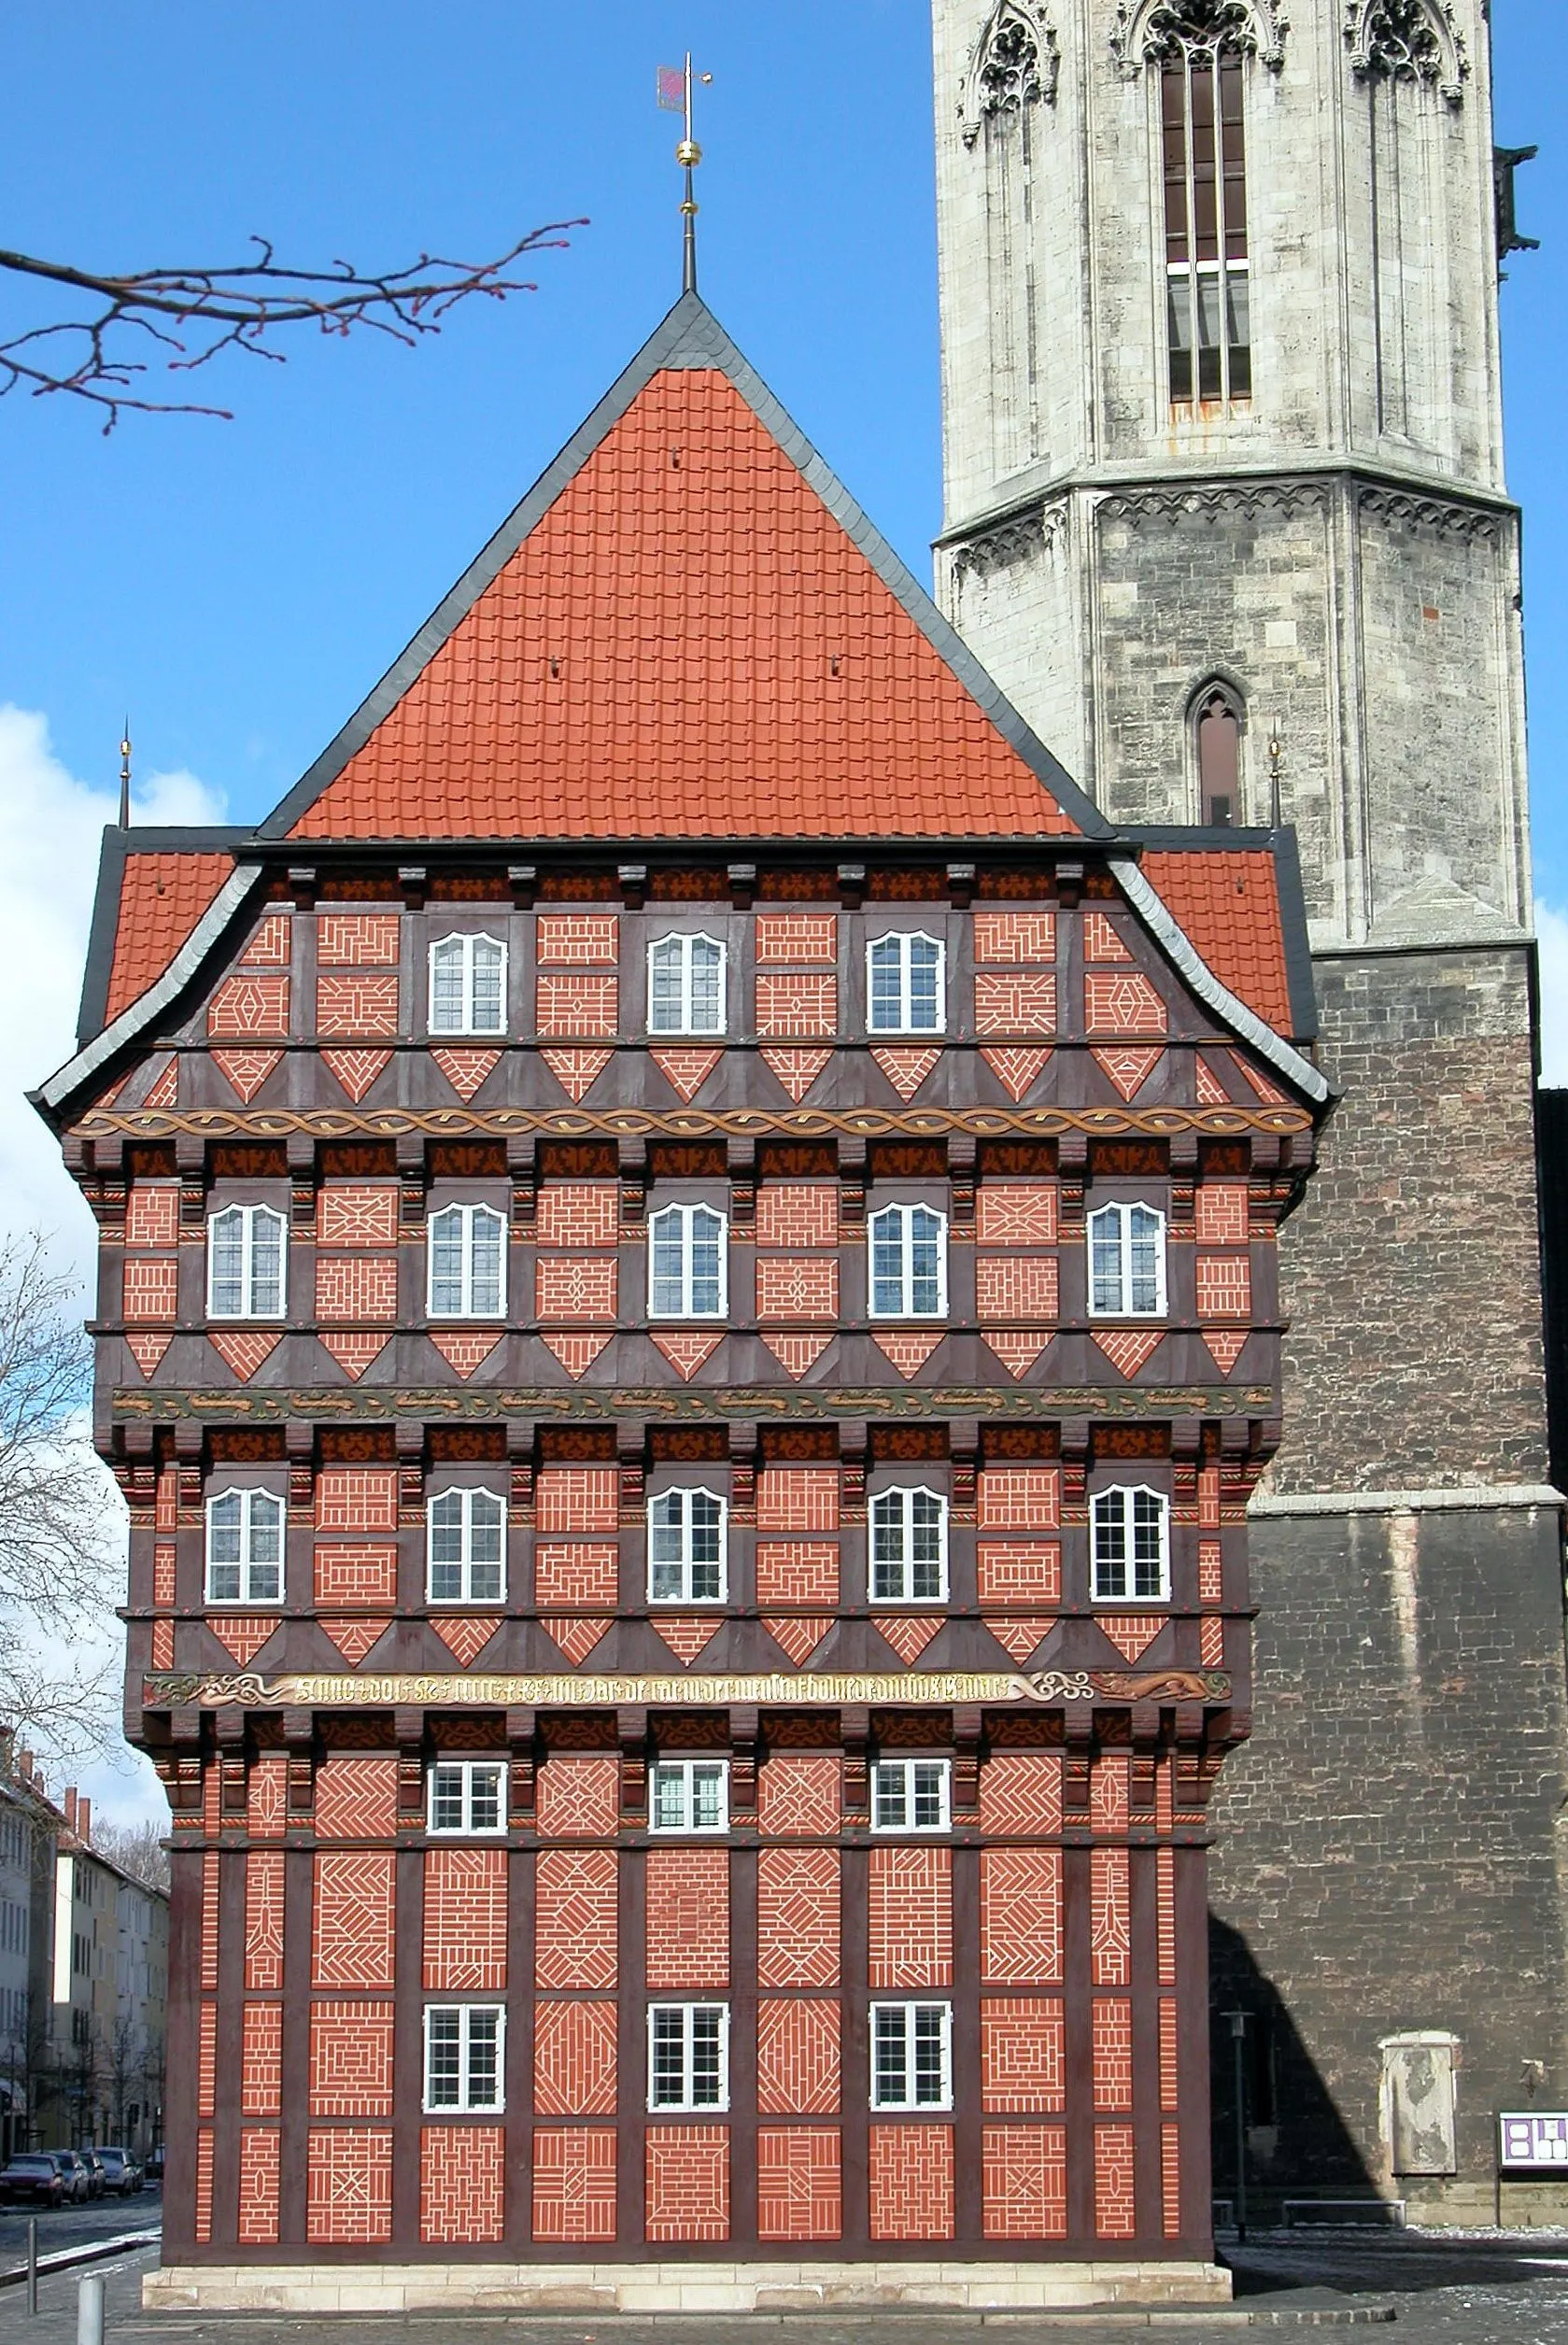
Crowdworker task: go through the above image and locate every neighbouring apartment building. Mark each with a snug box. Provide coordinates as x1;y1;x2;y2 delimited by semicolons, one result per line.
35;295;1328;2310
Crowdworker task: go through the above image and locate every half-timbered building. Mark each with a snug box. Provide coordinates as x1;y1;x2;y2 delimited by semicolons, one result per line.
35;293;1329;2310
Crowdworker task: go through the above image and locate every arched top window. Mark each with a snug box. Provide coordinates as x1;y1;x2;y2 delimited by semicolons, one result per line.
1091;1485;1171;1603
1087;1201;1168;1318
959;0;1061;145
429;933;506;1036
648;1204;727;1319
1194;683;1244;826
648;934;726;1037
1152;5;1255;411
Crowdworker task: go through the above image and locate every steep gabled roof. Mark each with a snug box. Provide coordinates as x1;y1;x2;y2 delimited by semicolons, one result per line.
76;829;253;1047
260;292;1104;845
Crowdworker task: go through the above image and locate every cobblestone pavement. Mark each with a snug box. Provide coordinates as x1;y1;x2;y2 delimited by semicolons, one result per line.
7;2236;1568;2345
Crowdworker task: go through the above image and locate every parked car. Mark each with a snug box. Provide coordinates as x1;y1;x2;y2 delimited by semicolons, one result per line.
0;2155;64;2207
89;2148;142;2197
50;2151;90;2204
78;2151;106;2199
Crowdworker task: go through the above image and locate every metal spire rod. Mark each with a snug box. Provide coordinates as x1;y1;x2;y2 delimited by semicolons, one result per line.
119;719;132;828
659;53;712;296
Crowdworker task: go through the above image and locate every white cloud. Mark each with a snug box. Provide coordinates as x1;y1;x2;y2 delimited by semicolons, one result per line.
1536;899;1568;1088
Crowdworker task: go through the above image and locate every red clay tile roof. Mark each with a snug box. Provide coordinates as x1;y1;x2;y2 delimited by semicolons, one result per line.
288;370;1081;844
105;853;233;1024
1140;849;1294;1033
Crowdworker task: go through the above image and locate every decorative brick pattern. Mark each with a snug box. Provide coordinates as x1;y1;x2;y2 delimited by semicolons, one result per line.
194;2130;213;2243
533;1999;617;2115
200;1855;219;1989
1194;1052;1232;1105
1159;1997;1180;2112
649;1613;722;1663
1086;970;1166;1034
1093;1997;1134;2111
764;1617;833;1665
869;2125;954;2240
870;1043;941;1101
420;2125;505;2243
205;1613;276;1667
1095;2121;1137;2239
321;1617;389;1663
531;2128;617;2241
1195;1181;1250;1245
536;973;618;1035
1201;1613;1225;1665
209;973;290;1038
536;1255;617;1322
536;1466;618;1534
645;2126;729;2242
541;1616;611;1665
306;2126;393;2244
540;1330;613;1377
651;1330;724;1379
979;1751;1064;1836
309;2000;395;2117
976;1256;1059;1320
1093;1327;1165;1379
241;911;293;967
756;1466;839;1532
1098;1613;1165;1663
760;1331;834;1378
1091;1755;1130;1835
312;1851;396;1988
984;1616;1055;1662
1163;2123;1182;2236
535;1849;618;1989
429;1330;502;1379
757;1755;841;1835
1198;1538;1223;1603
1158;1848;1177;1985
876;1613;944;1664
756;973;837;1036
429;1615;499;1666
317;973;399;1035
1092;1848;1132;1987
144;1057;180;1109
126;1333;171;1379
755;913;837;965
539;1046;613;1101
536;1182;620;1248
976;1539;1061;1606
1091;1043;1164;1099
247;1758;287;1840
757;2126;841;2239
536;913;618;966
985;1332;1053;1379
1081;911;1131;964
756;1258;840;1321
315;1256;399;1321
198;2002;217;2116
975;970;1057;1033
237;2129;280;2245
982;1997;1065;2112
756;1181;839;1250
314;1759;398;1841
126;1185;179;1248
1196;1252;1251;1319
977;1184;1058;1245
869;1846;952;1987
316;1468;398;1533
209;1331;282;1382
315;1541;398;1605
211;1047;284;1102
245;1852;284;1991
318;1184;399;1247
534;1542;618;1611
318;912;400;966
981;1044;1054;1100
423;1846;508;1990
978;1467;1060;1530
982;2123;1068;2239
757;1848;840;1988
1204;1329;1249;1376
975;911;1057;963
982;1848;1062;1984
651;1046;724;1101
646;1847;729;1988
318;1331;391;1379
872;1329;944;1378
760;1046;833;1100
756;1998;841;2114
755;1540;839;1608
431;1046;501;1101
123;1258;177;1322
320;1047;394;1103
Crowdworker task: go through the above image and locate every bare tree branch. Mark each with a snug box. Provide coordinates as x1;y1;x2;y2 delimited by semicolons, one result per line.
0;220;584;431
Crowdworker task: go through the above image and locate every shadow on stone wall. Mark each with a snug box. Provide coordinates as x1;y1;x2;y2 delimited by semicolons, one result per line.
1209;1913;1377;2221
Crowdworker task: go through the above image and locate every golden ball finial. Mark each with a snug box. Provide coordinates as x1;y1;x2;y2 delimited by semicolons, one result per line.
675;137;702;166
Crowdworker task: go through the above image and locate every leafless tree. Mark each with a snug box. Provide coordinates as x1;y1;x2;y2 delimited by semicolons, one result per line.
0;1234;120;1759
91;1818;169;1894
0;219;582;431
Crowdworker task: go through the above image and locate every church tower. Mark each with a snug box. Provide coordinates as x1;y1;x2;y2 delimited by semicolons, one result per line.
933;0;1568;2216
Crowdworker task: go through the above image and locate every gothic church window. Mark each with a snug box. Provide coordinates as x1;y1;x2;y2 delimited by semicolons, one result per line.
1156;7;1252;409
1194;683;1244;824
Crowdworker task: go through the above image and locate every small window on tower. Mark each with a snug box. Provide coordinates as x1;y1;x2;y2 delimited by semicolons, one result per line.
1160;15;1250;412
1195;685;1243;826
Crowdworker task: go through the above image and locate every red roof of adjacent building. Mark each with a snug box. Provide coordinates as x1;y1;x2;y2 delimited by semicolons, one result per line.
1141;848;1294;1032
103;851;233;1024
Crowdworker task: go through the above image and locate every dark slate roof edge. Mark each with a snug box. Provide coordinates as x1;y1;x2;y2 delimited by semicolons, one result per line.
258;290;1109;843
75;828;251;1046
1268;826;1320;1043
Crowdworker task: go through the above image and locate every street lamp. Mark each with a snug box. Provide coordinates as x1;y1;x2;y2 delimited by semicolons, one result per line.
1222;2010;1249;2242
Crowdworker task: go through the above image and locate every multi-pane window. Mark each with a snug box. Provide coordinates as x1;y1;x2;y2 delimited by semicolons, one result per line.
648;935;726;1037
427;1204;506;1318
871;1759;952;1833
429;934;506;1036
1092;1485;1171;1602
427;1488;505;1603
206;1204;287;1320
869;1488;949;1603
648;1203;727;1317
1087;1202;1167;1317
1160;24;1250;407
427;1759;507;1836
870;2001;953;2110
649;1759;729;1835
647;1489;727;1603
867;932;945;1034
205;1489;284;1604
869;1204;947;1318
423;2004;504;2112
647;2003;728;2112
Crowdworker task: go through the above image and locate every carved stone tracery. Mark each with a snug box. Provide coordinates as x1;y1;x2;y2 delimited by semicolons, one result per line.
1345;0;1467;104
959;0;1061;146
1110;0;1289;74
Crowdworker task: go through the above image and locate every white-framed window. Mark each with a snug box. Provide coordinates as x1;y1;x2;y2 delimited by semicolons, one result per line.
427;1488;505;1603
869;1204;947;1319
869;1487;949;1603
427;1203;506;1318
427;1759;507;1836
871;1759;951;1833
647;2003;729;2112
648;934;726;1037
870;2000;953;2110
206;1204;287;1320
1091;1485;1171;1603
650;1759;729;1835
1087;1201;1167;1318
423;2003;504;2112
867;932;945;1035
429;933;506;1036
648;1203;727;1318
205;1488;284;1604
647;1488;727;1603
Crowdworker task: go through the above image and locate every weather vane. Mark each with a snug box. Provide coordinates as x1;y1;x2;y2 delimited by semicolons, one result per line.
657;54;713;296
119;719;132;828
